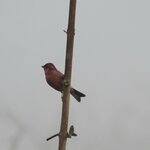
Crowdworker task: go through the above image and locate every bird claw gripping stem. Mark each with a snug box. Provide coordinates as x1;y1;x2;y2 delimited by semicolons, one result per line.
63;80;70;87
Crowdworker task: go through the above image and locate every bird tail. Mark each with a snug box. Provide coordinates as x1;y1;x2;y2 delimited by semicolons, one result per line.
70;88;86;102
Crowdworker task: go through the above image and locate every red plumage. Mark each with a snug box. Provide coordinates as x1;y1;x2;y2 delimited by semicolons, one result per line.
42;63;85;102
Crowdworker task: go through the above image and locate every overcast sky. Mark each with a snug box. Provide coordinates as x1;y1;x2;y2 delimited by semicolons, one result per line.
0;0;150;150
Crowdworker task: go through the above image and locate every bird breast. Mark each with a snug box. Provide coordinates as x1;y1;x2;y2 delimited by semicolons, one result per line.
45;70;63;92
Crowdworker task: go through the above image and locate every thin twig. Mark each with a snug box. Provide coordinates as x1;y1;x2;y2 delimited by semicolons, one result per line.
47;133;59;141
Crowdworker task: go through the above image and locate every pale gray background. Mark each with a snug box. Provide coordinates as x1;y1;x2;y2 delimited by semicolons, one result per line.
0;0;150;150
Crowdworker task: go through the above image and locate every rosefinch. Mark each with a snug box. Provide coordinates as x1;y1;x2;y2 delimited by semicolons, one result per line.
42;63;85;102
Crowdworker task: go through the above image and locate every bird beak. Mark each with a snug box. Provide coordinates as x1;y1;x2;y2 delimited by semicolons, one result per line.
41;66;44;68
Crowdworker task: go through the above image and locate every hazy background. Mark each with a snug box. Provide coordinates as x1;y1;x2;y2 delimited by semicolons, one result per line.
0;0;150;150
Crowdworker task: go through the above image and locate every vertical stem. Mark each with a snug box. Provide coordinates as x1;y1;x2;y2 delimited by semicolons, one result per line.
58;0;77;150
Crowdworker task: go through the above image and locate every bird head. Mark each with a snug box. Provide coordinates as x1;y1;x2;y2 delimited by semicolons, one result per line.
42;63;56;71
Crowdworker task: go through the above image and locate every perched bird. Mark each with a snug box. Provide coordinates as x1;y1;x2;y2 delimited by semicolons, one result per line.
42;63;85;102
